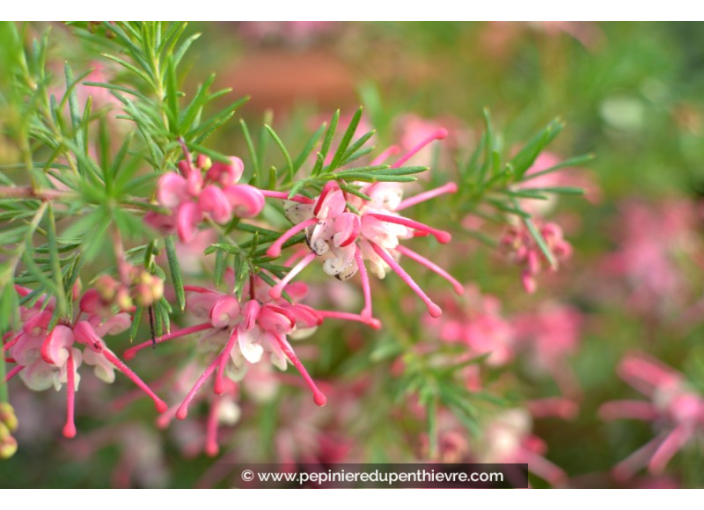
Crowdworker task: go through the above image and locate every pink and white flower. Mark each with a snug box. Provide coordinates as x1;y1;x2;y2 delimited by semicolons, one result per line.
4;286;167;438
263;129;462;322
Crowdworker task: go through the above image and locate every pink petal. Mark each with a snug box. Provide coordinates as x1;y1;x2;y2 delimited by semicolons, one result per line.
73;321;105;352
223;184;265;218
176;201;203;244
41;325;75;366
210;295;241;328
95;313;132;336
258;304;295;335
333;212;361;247
199;185;233;224
186;290;220;318
156;173;188;208
206;157;244;186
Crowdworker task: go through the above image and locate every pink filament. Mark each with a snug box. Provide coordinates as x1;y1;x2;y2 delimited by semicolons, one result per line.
271;334;327;406
317;310;381;330
63;354;77;438
101;348;168;413
176;353;223;420
396;182;458;211
205;395;221;457
266;217;318;258
518;448;567;486
599;400;659;421
269;252;317;300
649;425;690;474
214;330;238;395
365;213;451;244
370;242;442;318
371;145;401;166
2;334;21;352
395;245;464;295
354;246;373;321
612;435;664;482
260;190;315;204
4;364;23;383
391;128;448;168
123;322;213;360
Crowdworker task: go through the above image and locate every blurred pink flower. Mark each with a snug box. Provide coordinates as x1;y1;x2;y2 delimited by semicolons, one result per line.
602;199;698;315
599;353;704;480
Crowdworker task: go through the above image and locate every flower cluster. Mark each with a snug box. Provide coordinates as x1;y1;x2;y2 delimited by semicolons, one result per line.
264;129;462;322
4;286;166;438
123;275;368;455
145;154;265;243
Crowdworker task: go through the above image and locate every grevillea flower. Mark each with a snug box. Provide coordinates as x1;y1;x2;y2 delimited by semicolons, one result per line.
124;275;366;455
500;220;572;294
599;353;704;480
262;129;462;322
3;286;167;438
144;154;265;244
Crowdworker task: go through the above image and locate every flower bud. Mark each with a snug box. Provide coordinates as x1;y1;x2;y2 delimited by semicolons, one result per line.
95;274;119;302
196;153;212;171
0;403;18;432
0;433;18;459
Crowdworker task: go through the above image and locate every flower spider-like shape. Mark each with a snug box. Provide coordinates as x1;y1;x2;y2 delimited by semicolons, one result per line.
3;287;167;438
124;276;371;426
599;353;704;480
262;128;462;323
145;154;265;244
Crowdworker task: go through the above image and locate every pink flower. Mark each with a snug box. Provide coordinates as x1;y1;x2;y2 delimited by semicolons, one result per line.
4;286;167;438
599;353;704;480
145;155;265;243
602;199;696;315
262;129;462;322
500;219;572;294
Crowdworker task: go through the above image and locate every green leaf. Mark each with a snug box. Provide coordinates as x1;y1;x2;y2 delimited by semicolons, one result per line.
164;235;186;311
265;124;294;180
510;118;564;179
328;106;363;171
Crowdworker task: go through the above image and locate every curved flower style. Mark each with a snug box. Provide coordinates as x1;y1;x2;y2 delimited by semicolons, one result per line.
263;129;462;322
500;220;572;294
124;276;366;439
3;286;167;438
145;154;265;243
599;353;704;480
